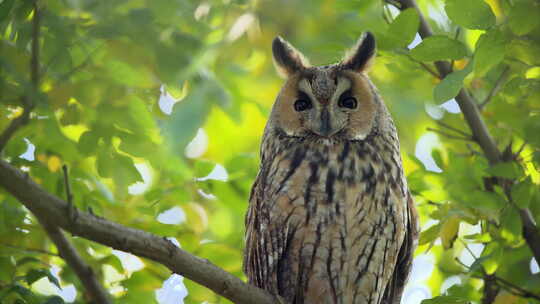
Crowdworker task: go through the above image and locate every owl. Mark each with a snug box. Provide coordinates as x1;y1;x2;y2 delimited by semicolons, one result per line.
244;32;418;304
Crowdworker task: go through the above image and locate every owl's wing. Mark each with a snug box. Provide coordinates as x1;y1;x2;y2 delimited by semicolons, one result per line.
244;174;293;297
382;192;419;304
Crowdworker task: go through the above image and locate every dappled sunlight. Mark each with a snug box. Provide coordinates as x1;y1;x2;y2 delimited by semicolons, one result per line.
1;0;539;302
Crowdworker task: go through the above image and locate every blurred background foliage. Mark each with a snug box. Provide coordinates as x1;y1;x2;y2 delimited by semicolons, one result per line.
1;0;540;303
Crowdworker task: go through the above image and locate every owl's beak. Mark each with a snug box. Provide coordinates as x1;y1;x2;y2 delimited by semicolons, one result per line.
313;108;339;137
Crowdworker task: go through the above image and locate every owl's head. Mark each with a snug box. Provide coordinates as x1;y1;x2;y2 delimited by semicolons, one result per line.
268;32;387;141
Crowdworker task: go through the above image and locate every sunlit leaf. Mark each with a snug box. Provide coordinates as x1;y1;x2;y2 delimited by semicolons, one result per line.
511;177;535;208
474;29;506;77
434;61;473;103
500;207;522;244
77;131;100;156
508;2;540;35
25;269;61;288
410;36;468;61
419;223;441;245
445;0;496;30
422;295;468;304
380;8;420;49
440;216;460;249
485;162;523;179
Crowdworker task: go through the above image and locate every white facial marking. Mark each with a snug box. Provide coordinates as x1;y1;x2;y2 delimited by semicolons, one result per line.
298;78;316;101
331;77;352;105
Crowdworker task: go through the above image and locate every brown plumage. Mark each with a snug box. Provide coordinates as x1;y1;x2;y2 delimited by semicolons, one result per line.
244;33;418;304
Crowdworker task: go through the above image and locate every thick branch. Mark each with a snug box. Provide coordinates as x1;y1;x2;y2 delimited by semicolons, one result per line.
0;159;275;304
394;0;540;267
38;219;112;304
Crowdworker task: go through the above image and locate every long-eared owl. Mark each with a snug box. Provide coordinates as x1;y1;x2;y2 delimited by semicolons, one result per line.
244;33;418;304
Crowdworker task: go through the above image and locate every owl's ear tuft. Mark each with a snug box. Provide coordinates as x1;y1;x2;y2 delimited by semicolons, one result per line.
272;36;309;78
341;32;376;73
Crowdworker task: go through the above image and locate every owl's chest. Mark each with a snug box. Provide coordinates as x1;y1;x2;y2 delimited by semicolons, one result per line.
259;141;405;220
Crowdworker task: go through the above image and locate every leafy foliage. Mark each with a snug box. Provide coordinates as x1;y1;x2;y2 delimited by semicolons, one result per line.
1;0;540;303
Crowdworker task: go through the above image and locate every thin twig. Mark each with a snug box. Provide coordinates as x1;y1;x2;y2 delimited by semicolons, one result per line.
407;54;441;79
435;120;472;137
62;165;77;222
493;275;540;301
62;165;73;205
427;128;473;141
38;219;112;304
0;104;32;153
55;43;103;84
0;159;277;304
449;28;461;72
393;0;540;264
479;66;511;110
0;0;41;153
455;257;540;301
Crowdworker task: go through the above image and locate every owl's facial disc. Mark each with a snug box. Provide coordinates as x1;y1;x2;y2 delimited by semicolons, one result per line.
296;76;352;137
270;33;379;141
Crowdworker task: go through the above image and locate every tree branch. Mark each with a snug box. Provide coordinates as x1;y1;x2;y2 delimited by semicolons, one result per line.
0;159;275;304
479;66;510;110
27;164;113;303
38;219;112;304
0;0;41;152
394;0;540;267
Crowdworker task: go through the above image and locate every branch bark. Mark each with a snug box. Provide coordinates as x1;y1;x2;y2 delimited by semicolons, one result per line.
394;0;540;267
0;159;275;304
38;219;112;304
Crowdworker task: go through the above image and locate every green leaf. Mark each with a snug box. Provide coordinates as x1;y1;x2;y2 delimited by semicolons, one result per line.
43;296;65;304
25;269;61;288
485;162;523;179
16;257;41;267
6;284;32;298
460;190;506;211
445;0;496;30
508;2;540;35
440;216;460;249
500;207;522;244
103;60;154;87
474;29;506;77
77;131;100;156
380;8;420;49
99;254;125;274
419;223;441;245
511;177;535;208
113;153;144;185
96;149;115;178
524;116;540;148
434;61;473;103
161;79;227;155
410;36;468;61
0;256;16;282
0;0;15;22
422;295;468;304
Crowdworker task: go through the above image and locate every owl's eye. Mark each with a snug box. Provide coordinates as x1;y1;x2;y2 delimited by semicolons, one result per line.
338;90;357;109
294;92;312;112
294;99;312;112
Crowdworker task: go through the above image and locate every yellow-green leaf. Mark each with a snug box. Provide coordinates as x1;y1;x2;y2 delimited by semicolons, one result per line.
445;0;496;30
410;36;468;61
